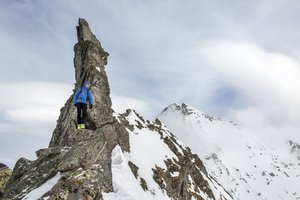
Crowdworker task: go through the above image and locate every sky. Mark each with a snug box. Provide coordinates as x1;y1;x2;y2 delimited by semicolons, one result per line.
1;0;300;168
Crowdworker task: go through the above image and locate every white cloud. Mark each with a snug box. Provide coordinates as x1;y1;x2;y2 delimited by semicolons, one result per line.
111;94;148;115
197;40;300;143
0;81;152;136
4;106;58;123
0;81;73;137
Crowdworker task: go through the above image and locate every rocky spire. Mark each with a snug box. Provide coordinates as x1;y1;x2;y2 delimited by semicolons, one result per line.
2;18;129;200
49;18;114;147
76;18;102;47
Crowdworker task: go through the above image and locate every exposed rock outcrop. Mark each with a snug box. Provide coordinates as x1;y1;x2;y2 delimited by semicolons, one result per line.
2;18;129;200
0;164;11;198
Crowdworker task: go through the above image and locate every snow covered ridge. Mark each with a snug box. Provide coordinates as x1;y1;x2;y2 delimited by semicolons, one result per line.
162;103;239;127
158;103;300;200
107;109;233;200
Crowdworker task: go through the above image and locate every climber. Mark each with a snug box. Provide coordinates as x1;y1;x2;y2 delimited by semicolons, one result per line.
73;81;93;129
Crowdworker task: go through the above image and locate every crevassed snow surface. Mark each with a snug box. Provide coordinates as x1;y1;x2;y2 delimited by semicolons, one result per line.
22;172;61;200
158;103;300;200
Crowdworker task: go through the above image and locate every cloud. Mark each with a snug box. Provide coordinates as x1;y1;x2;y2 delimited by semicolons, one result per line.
111;94;148;115
197;39;300;143
0;131;49;169
0;81;73;137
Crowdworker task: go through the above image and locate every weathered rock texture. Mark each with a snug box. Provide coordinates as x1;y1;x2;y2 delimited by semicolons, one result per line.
49;18;117;147
0;164;11;198
2;18;129;200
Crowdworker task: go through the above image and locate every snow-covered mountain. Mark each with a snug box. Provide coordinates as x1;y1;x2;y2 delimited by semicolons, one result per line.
158;103;300;200
4;109;233;200
104;110;233;200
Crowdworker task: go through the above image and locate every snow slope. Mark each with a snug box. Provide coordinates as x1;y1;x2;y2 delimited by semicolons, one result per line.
104;110;233;200
22;173;61;200
158;103;300;200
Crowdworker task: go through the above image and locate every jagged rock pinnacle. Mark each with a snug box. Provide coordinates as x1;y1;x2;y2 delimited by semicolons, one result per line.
2;19;129;200
49;18;113;147
77;18;101;46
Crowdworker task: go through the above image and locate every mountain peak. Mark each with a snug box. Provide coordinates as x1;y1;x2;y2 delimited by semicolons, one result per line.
162;103;195;115
159;103;300;200
76;18;101;46
162;103;223;123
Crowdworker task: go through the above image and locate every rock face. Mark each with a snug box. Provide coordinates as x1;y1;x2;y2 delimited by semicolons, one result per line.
2;19;232;200
2;18;129;200
49;18;116;147
0;164;12;198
